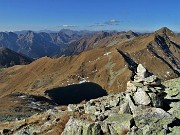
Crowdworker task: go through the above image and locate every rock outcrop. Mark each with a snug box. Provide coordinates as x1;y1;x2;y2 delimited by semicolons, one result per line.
0;64;179;135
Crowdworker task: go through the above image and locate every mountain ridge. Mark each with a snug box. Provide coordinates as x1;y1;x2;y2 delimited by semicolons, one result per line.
0;28;179;99
0;30;97;58
0;47;33;67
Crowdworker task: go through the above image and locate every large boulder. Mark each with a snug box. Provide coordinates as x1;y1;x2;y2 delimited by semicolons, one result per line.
105;113;133;135
62;118;102;135
164;78;180;119
133;107;175;135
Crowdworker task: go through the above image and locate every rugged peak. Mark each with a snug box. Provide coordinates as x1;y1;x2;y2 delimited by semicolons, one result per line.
126;30;137;36
155;27;175;37
159;27;171;31
26;30;36;36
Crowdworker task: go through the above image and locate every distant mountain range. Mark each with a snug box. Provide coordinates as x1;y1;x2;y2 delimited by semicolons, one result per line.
0;29;97;58
0;47;33;67
0;29;140;59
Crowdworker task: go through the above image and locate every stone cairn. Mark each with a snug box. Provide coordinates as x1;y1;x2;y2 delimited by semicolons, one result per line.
125;64;164;114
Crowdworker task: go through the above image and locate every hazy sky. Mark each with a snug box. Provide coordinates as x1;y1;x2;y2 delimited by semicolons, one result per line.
0;0;179;32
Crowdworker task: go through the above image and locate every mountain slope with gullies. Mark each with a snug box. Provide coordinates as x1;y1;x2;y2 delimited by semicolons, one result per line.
0;27;179;99
115;27;180;77
54;31;138;57
0;47;33;67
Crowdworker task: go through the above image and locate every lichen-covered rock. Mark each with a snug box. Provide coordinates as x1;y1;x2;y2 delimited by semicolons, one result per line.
62;118;102;135
164;78;180;119
84;105;97;114
134;107;175;134
168;126;180;135
164;78;180;99
168;102;180;119
105;113;133;134
148;92;162;107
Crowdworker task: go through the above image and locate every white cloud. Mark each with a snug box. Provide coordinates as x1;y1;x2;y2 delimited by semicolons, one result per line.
89;23;105;27
105;19;120;25
90;19;120;27
60;25;78;28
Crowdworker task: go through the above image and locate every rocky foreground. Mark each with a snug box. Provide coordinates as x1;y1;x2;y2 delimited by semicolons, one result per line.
0;64;179;135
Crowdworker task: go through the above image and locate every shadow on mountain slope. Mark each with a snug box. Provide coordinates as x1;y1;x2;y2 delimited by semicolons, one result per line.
44;82;108;105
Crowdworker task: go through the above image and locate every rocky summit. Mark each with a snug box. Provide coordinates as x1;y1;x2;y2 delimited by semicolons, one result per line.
0;64;179;135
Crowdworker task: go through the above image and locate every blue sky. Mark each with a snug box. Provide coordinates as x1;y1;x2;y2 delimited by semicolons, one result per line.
0;0;180;32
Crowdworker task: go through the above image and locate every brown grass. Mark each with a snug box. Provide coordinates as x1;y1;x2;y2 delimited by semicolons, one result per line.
120;128;129;135
55;106;67;111
45;113;70;135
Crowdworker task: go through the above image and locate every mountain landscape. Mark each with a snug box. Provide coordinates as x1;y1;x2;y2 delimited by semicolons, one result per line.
0;47;32;67
0;26;179;135
1;0;180;134
0;27;179;94
0;29;96;58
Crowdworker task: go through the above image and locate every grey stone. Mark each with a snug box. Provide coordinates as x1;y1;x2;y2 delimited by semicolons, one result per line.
62;118;102;135
136;64;147;77
148;92;162;107
134;64;148;82
84;105;96;114
125;94;137;114
134;107;175;134
109;98;120;107
133;88;151;105
105;113;133;135
119;101;131;114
